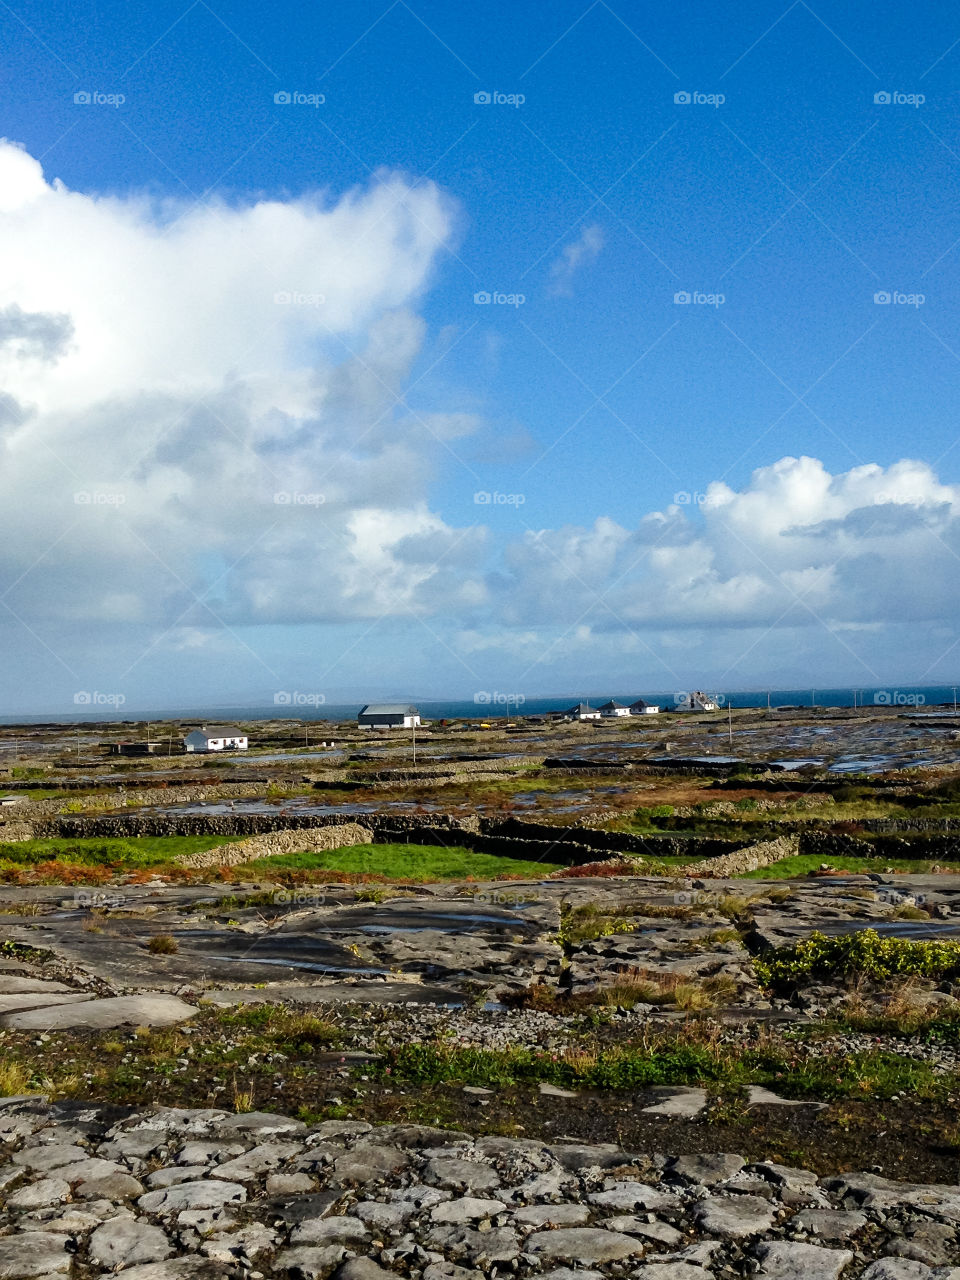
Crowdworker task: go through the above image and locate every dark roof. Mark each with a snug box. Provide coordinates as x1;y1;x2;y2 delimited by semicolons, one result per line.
358;704;419;716
566;702;597;714
598;700;627;711
629;698;653;708
195;726;247;737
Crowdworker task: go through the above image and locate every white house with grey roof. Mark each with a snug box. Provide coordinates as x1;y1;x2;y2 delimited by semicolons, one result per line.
629;698;661;715
598;700;631;717
564;702;601;721
357;704;421;729
183;726;249;752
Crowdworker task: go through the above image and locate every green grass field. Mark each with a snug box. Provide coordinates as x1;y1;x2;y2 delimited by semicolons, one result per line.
0;835;245;872
741;853;959;878
239;842;563;881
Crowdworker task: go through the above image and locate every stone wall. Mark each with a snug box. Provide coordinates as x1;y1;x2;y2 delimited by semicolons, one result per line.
176;822;374;869
479;816;744;858
677;834;800;878
798;830;960;859
6;807;750;870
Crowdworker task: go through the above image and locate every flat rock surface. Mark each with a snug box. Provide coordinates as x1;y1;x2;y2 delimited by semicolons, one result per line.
0;1099;950;1277
1;994;199;1030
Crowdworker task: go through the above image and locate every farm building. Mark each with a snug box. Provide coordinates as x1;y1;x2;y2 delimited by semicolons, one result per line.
357;704;421;729
183;726;249;753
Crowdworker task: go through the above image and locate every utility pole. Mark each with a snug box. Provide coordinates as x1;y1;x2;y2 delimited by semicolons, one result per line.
811;689;816;708
412;719;417;766
728;702;733;746
953;687;958;715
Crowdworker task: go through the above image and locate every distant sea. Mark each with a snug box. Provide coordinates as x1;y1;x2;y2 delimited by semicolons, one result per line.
2;686;959;725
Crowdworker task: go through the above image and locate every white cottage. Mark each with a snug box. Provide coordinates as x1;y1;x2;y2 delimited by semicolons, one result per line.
629;699;661;715
183;726;249;753
598;700;631;718
564;702;601;721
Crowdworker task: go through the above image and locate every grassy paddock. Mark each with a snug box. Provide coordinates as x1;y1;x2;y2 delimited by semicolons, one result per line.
239;842;564;882
741;854;960;879
0;835;246;881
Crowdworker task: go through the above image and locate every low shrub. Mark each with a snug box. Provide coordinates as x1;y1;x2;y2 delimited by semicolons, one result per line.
755;928;960;988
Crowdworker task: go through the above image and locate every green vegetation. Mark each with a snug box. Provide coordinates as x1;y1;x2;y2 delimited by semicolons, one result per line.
147;934;178;955
0;835;245;878
373;1037;946;1102
742;854;959;878
755;929;960;988
239;842;563;882
556;902;638;945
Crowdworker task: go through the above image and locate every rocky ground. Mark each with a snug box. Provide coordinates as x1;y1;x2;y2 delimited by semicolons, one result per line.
0;1097;958;1279
1;873;958;1013
4;708;960;1274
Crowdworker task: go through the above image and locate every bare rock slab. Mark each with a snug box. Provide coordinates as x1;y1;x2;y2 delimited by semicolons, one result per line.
0;993;91;1016
643;1087;709;1118
754;1241;854;1280
527;1226;644;1264
0;977;71;994
89;1217;173;1268
0;1232;71;1277
694;1194;777;1238
3;994;198;1030
747;1086;827;1111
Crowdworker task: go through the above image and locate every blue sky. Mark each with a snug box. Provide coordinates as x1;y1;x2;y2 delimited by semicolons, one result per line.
1;1;960;712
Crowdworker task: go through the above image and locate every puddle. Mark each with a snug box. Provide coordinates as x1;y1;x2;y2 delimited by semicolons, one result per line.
245;752;346;764
213;956;390;976
828;757;897;774
649;756;744;766
176;928;391;975
284;906;539;934
771;759;824;770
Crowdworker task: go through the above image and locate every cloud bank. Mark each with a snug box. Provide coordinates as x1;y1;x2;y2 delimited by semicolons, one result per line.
0;139;957;699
